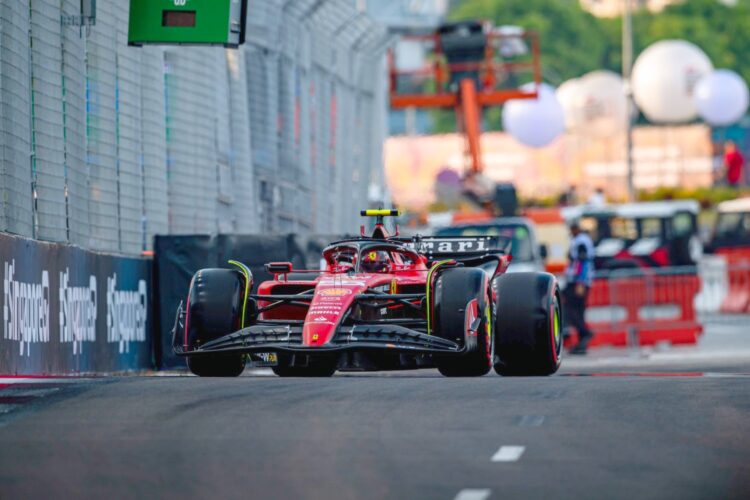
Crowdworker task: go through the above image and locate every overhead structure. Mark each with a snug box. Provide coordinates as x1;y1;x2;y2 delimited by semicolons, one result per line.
128;0;248;48
388;21;542;175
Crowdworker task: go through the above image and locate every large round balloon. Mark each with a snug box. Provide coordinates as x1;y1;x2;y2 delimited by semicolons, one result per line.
503;82;565;148
575;70;628;138
694;69;749;126
631;40;713;123
556;78;584;131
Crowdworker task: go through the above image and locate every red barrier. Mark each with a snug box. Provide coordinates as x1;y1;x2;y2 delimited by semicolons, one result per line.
565;269;703;348
717;249;750;314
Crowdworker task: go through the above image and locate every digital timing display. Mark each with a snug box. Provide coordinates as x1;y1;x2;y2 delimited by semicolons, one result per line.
162;10;197;28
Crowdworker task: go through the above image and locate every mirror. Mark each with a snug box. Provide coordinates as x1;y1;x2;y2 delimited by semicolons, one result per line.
265;262;293;274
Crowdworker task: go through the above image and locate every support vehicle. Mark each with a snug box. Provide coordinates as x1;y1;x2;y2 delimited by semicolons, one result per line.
562;200;702;270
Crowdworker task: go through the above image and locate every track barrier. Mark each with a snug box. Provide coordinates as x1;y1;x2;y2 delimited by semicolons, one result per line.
0;231;153;375
565;267;703;348
566;255;750;349
716;249;750;314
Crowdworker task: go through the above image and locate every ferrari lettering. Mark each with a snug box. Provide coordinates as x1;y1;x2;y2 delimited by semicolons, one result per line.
414;238;490;254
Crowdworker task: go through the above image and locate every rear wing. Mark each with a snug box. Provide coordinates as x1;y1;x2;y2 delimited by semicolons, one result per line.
402;235;512;261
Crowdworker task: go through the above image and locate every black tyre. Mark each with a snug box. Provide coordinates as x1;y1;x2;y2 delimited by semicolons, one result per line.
493;272;562;376
271;355;337;377
433;267;493;377
187;355;246;377
185;268;247;377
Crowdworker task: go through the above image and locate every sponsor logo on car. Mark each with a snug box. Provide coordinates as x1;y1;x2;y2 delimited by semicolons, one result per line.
319;288;352;297
408;237;495;254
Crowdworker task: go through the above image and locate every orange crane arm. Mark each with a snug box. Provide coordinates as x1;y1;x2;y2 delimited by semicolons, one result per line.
458;78;483;174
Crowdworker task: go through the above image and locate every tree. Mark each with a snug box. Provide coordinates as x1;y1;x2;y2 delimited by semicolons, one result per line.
450;0;611;83
430;0;750;132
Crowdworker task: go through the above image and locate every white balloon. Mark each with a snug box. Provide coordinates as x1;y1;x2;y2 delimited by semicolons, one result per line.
503;82;565;148
575;70;628;138
556;78;585;131
694;69;749;126
631;40;713;123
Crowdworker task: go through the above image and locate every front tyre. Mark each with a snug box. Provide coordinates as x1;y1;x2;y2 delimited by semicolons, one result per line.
433;267;493;377
493;272;562;376
184;268;247;377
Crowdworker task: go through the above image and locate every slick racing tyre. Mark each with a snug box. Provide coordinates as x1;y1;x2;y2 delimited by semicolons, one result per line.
433;267;493;377
185;268;247;377
187;355;246;378
271;355;337;377
493;272;562;376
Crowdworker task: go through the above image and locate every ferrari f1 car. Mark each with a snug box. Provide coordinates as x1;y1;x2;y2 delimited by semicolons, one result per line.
173;210;562;377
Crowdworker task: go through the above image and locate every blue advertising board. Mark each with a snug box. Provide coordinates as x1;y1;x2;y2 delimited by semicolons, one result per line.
0;232;153;374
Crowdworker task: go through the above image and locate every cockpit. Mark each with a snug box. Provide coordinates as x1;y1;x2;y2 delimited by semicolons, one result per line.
323;243;423;274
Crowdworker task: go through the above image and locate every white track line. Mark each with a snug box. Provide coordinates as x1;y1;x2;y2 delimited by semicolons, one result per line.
491;445;525;462
454;489;491;500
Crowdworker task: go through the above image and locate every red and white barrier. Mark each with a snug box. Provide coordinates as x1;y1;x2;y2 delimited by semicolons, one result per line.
716;249;750;314
566;267;703;348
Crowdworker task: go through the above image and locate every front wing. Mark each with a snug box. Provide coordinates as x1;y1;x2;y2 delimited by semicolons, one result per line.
172;304;461;357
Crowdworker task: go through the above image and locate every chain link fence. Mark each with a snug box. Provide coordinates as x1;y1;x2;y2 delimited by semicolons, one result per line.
0;0;390;254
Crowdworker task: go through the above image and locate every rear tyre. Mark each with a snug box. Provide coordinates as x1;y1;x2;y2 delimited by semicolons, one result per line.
271;355;337;377
493;272;562;376
185;268;247;377
433;268;493;377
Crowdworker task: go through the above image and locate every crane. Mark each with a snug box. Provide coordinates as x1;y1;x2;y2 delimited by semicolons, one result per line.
388;20;541;212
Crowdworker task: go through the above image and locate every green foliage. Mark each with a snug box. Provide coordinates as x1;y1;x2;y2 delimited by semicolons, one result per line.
601;0;750;85
450;0;612;83
637;186;750;208
448;0;750;100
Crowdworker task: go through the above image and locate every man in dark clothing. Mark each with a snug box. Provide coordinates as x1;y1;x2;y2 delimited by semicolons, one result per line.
565;223;595;355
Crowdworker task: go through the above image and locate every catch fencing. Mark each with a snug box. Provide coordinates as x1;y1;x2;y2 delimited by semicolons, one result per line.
1;1;390;255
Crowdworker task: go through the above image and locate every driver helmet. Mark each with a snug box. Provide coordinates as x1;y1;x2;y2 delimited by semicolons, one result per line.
361;251;390;273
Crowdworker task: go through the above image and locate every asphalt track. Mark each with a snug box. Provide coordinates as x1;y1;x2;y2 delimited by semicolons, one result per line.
0;358;749;500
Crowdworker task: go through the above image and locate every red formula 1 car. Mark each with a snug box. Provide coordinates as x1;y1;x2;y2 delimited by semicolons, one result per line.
173;210;562;377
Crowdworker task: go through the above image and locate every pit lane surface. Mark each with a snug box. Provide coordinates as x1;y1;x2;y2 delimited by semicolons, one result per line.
0;360;749;500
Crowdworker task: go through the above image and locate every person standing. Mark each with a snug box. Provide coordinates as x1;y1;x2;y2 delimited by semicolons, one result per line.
587;187;607;208
565;222;595;355
723;141;745;188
